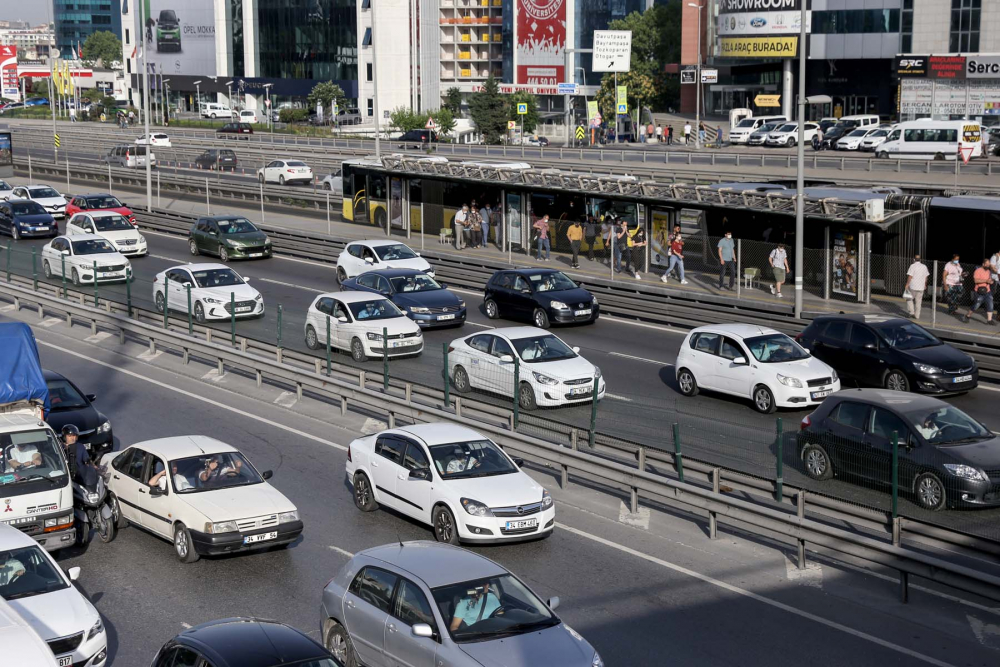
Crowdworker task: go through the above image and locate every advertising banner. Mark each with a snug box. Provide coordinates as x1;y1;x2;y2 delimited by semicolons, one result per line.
586;100;599;125
716;11;809;36
928;55;965;80
966;56;1000;79
719;36;798;58
592;30;631;73
616;85;627;114
650;209;673;270
515;0;566;87
718;0;801;12
893;55;928;78
831;231;857;297
140;0;217;77
1;46;18;102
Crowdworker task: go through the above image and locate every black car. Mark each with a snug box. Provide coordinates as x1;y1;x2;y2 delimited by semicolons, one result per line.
797;389;1000;510
398;129;438;148
820;124;849;149
217;122;254;139
796;314;977;394
0;200;56;239
195;149;239;170
43;370;114;456
484;268;598;329
151;618;343;667
340;268;466;328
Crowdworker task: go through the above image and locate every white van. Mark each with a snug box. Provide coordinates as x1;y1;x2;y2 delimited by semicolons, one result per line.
729;115;789;144
836;114;880;130
201;103;234;119
875;120;983;160
0;598;59;667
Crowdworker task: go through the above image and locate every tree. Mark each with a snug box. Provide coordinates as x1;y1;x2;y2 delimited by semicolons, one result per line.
595;69;658;127
81;30;122;68
307;81;346;110
468;75;508;144
430;108;456;136
31;80;49;96
444;87;463;116
507;91;539;134
389;106;427;133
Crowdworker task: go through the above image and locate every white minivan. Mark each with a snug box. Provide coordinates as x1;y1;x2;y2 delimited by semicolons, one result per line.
875;120;983;160
837;114;880;130
201;103;234;119
729;115;788;144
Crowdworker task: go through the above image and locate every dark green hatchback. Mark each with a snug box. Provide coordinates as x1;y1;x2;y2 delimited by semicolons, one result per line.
188;216;272;262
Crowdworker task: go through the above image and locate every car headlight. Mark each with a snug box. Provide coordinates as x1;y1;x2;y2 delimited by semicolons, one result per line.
914;363;942;375
366;332;382;341
204;520;240;534
532;371;559;385
204;297;223;304
426;270;436;278
541;489;553;508
594;366;601;379
254;294;263;301
409;306;430;314
87;617;104;641
459;300;466;308
592;651;604;667
137;235;146;244
591;295;598;306
460;498;493;517
265;239;272;246
278;510;299;523
776;373;803;388
225;239;237;246
97;420;111;434
943;464;986;481
550;300;569;310
830;368;838;382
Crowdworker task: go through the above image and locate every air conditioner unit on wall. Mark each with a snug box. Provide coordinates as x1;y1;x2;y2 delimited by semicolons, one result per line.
864;199;885;222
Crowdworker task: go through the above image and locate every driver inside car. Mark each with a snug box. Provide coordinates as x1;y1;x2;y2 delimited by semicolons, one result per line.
450;581;501;632
4;438;42;472
445;446;479;475
917;414;941;441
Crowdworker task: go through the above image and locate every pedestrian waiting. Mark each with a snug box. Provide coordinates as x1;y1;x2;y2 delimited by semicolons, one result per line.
469;206;483;248
962;258;996;325
567;220;584;268
768;242;789;298
942;254;965;315
903;254;929;319
533;214;551;261
717;231;736;290
454;204;469;249
631;225;647;280
584;215;598;261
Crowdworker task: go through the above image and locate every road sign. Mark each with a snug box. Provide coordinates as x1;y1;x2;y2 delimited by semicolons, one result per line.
517;103;528;115
680;69;696;84
959;145;974;165
754;94;781;107
557;83;578;95
425;117;437;130
53;134;60;148
616;85;627;115
593;30;632;73
265;98;271;106
701;69;718;84
507;120;516;130
576;126;586;140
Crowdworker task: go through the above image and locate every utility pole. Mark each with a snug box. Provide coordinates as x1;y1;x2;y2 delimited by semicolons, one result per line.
563;48;592;147
689;3;703;149
48;54;58;164
793;3;807;318
140;0;153;211
372;0;381;158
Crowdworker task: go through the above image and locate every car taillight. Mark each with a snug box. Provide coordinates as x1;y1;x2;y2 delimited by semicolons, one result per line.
287;169;295;173
347;445;352;462
800;414;812;431
447;346;455;353
153;276;158;282
794;333;803;342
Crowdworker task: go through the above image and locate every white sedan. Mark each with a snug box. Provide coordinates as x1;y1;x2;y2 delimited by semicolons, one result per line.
447;326;605;409
859;128;890;152
765;122;819;147
41;234;131;285
66;211;147;256
257;159;313;185
304;291;423;361
675;324;840;414
153;263;263;322
10;184;67;218
837;127;880;151
135;132;171;148
101;436;303;563
346;423;554;543
335;240;433;283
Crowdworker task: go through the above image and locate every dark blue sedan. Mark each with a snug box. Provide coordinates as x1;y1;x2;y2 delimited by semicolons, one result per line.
340;268;466;328
484;268;599;328
0;200;57;239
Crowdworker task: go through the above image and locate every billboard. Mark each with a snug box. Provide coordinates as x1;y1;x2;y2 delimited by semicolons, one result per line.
719;36;798;58
716;11;810;36
592;30;631;73
138;0;216;77
515;0;566;87
1;46;18;102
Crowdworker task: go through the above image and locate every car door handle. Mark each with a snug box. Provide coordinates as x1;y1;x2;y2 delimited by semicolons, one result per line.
113;474;120;480
139;488;146;494
346;600;355;609
387;623;397;633
398;473;407;480
371;460;379;467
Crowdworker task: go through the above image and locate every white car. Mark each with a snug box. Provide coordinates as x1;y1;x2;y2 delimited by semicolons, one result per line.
66;211;147;257
859;128;890;152
447;327;605;409
837;127;880;151
41;234;131;285
135;132;171;148
257;159;314;186
336;240;433;283
100;436;303;563
675;324;840;414
765;122;819;147
153;263;263;322
0;524;108;667
238;109;259;124
10;185;67;218
0;597;61;667
0;178;13;201
321;170;343;195
747;122;781;146
304;291;423;361
346;423;555;543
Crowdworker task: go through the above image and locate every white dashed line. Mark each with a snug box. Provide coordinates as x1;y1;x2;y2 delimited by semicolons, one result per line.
609;351;668;365
149;254;187;263
465;322;494;329
328;546;355;558
257;277;326;292
605;393;634;402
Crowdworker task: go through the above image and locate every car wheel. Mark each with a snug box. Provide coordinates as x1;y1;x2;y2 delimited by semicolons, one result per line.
533;308;550;329
258;173;265;184
914;472;946;511
433;505;461;544
11;226;19;240
278;175;285;186
933;152;945;161
324;182;332;191
211;113;217;119
351;337;366;362
155;291;165;313
305;325;320;350
173;523;200;563
453;366;471;393
877;151;888;159
752;384;776;414
71;268;81;286
353;472;378;512
325;622;358;667
677;368;699;396
194;302;206;323
884;370;910;393
43;260;51;279
337;267;348;285
219;245;229;262
801;443;833;480
518;382;538;410
109;493;128;529
485;299;500;319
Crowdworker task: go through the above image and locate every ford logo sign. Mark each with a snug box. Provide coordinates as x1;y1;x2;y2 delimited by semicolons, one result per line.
750;17;767;27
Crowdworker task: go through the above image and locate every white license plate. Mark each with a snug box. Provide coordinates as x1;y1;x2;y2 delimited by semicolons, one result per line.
574;309;592;316
954;375;973;383
437;314;456;321
569;387;590;396
390;340;407;348
100;271;124;276
810;390;831;400
58;658;72;667
243;531;277;544
505;519;537;530
235;306;252;313
248;253;263;258
34;226;49;231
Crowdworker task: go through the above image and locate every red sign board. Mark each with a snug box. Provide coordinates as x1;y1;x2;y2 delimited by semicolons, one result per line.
928;55;966;80
1;45;18;102
515;0;565;87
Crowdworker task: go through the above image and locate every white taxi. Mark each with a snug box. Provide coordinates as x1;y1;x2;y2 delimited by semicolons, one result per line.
66;211;147;257
153;263;263;322
41;234;131;285
304;291;423;362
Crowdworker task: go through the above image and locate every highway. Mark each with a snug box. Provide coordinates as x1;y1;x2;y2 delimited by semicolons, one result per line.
8;311;1000;667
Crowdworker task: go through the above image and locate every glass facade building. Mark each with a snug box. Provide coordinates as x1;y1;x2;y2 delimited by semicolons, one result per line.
54;0;123;52
256;0;358;83
574;0;644;86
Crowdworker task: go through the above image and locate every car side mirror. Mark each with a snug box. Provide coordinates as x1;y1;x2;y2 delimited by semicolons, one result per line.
62;250;70;255
149;485;164;497
863;342;877;350
512;457;524;467
337;316;348;324
411;623;434;638
261;470;273;480
415;252;421;257
364;256;374;264
67;567;81;582
547;596;560;611
576;281;583;287
572;346;580;354
209;230;217;236
408;468;431;481
498;354;514;363
733;356;748;365
86;394;97;402
438;282;447;289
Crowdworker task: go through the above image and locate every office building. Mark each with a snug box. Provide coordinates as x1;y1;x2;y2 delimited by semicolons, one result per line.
54;0;123;53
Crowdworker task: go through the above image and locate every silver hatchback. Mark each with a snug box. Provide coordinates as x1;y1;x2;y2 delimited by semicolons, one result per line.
320;541;602;667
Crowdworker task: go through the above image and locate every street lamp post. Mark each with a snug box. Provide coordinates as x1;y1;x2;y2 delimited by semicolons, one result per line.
263;83;273;133
688;3;703;149
225;81;233;112
371;1;381;158
193;80;202;118
139;0;153;211
164;80;171;124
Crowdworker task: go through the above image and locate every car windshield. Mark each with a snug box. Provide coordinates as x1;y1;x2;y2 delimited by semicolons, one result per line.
848;129;868;137
217;218;258;234
71;239;117;255
192;268;244;288
0;546;69;601
0;428;68;487
27;187;59;199
869;130;888;137
744;334;810;363
736;119;756;128
429;439;517;479
756;124;778;133
348;299;404;320
389;274;441;292
10;202;45;215
286;161;308;167
874;321;939;350
85;196;124;209
511;334;576;363
46;378;89;410
526;272;577;292
169;452;263;493
93;215;133;231
905;405;992;445
0;180;10;189
374;244;418;261
776;123;796;132
432;574;557;643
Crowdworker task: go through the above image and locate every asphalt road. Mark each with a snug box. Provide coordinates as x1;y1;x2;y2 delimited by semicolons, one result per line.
18;318;1000;667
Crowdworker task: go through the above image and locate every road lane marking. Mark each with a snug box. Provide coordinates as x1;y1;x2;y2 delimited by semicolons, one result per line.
257;277;325;292
328;545;355;558
465;322;493;329
181;623;192;629
150;254;187;263
610;351;668;365
559;523;957;667
604;393;633;402
979;385;1000;393
601;316;689;334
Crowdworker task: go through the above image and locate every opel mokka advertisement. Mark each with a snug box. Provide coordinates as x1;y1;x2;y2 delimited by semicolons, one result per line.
137;0;216;77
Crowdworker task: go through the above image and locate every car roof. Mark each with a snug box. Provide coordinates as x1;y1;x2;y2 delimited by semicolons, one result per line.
691;323;780;339
129;435;237;458
76;193;114;199
361;541;506;588
175;618;328;667
507;268;562;276
352;239;411;248
317;290;389;304
827;388;947;412
812;313;907;326
357;268;428;278
202;215;247;222
41;369;66;381
64;233;108;242
394;423;487;445
25;184;55;191
0;522;44;550
476;326;548;340
85;210;128;219
170;262;229;272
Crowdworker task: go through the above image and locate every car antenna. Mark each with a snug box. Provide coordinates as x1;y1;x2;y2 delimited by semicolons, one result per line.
397;530;404;549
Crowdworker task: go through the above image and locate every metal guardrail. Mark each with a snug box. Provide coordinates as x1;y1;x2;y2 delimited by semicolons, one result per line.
4;277;1000;604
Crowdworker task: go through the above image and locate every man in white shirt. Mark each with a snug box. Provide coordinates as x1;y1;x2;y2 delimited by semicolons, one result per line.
453;205;469;250
5;441;41;472
905;254;930;319
683;123;692;144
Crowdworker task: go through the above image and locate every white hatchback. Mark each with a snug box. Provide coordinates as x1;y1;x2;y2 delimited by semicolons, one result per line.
41;234;131;285
66;212;147;256
257;159;313;185
336;240;433;283
135;133;171;148
346;423;554;543
675;324;840;413
304;291;423;361
447;327;605;409
153;263;264;322
837;127;880;151
10;185;67;218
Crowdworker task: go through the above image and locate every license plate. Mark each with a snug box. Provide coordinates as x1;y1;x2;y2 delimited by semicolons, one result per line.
34;226;49;231
505;519;537;530
954;375;973;383
390;340;406;348
58;658;72;667
810;390;831;400
569;387;590;396
437;314;456;321
235;306;252;313
249;253;263;258
243;531;277;544
574;309;592;316
100;271;124;276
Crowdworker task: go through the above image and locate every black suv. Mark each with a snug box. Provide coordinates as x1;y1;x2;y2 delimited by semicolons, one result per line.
194;149;238;170
484;268;598;329
796;314;977;394
217;122;253;139
797;389;1000;510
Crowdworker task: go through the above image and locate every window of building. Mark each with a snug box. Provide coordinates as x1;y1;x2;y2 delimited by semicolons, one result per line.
949;0;980;53
256;0;359;82
901;0;913;52
367;98;374;116
126;59;131;74
367;62;373;81
125;28;130;44
811;9;900;34
362;27;372;46
362;0;370;8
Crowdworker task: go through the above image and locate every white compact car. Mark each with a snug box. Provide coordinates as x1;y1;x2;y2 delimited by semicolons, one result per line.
41;234;131;285
0;178;14;201
135;132;171;148
100;436;303;563
346;423;554;543
321;171;343;195
0;597;61;667
837;127;880;151
447;327;605;409
0;524;108;667
257;159;313;185
858;128;890;152
238;109;259;124
336;240;433;283
10;185;67;219
304;291;423;361
765;122;819;147
153;263;263;322
675;324;840;413
66;212;147;257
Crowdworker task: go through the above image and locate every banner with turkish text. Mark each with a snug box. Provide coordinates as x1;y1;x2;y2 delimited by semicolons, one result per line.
516;0;565;87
